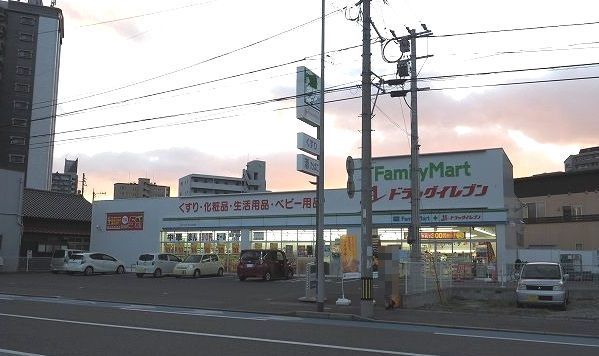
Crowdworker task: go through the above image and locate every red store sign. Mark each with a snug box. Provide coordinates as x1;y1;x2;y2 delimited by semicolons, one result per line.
106;212;144;231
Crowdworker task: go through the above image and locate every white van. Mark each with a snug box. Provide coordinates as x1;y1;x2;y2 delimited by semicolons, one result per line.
50;249;84;273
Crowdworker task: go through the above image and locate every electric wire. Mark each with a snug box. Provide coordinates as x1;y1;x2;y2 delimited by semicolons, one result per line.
432;20;599;38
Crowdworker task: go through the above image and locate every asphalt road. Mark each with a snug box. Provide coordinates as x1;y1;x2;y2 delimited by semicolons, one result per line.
0;273;599;337
1;293;599;356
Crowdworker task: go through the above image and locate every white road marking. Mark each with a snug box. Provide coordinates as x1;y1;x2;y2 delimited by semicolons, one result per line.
435;332;599;348
121;307;270;320
0;312;436;356
0;348;46;356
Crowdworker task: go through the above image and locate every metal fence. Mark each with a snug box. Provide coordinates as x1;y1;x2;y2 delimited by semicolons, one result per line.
400;261;599;295
0;257;52;272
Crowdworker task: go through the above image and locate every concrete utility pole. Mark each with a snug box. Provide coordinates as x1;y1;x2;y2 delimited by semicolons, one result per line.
409;28;421;261
316;0;326;313
360;0;374;319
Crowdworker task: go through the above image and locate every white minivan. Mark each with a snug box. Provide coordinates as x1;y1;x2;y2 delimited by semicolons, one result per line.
50;249;84;273
135;253;182;278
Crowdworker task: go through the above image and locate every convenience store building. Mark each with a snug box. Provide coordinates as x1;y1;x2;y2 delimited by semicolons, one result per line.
90;148;521;281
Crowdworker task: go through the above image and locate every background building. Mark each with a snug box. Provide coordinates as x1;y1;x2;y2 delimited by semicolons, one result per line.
21;188;91;257
565;146;599;172
51;158;78;194
0;169;25;272
515;169;599;250
0;0;64;190
114;178;170;199
179;160;267;197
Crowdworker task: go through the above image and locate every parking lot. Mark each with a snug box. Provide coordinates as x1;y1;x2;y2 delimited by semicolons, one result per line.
0;271;597;322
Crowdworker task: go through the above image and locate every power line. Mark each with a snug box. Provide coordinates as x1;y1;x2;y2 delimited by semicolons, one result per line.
428;75;599;91
33;6;345;108
29;92;363;150
29;84;362;142
433;20;599;38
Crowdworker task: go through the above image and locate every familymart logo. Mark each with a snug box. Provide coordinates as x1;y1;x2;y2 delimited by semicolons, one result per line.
373;161;472;182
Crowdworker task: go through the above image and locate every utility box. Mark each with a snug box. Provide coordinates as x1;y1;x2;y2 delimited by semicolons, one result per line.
379;245;401;308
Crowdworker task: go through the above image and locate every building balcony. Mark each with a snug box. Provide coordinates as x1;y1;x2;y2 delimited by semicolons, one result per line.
524;214;599;224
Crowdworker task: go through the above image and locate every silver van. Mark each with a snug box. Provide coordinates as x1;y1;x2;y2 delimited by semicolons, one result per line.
516;262;569;310
50;249;84;273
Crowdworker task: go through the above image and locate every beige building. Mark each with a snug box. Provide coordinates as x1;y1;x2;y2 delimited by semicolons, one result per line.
114;178;170;199
515;169;599;250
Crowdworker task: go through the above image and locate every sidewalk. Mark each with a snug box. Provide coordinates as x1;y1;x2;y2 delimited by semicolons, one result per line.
284;278;599;337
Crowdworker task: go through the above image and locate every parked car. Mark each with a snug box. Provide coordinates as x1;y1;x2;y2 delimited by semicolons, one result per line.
65;252;126;276
135;253;182;278
50;249;85;273
237;249;294;281
173;254;224;278
516;262;569;310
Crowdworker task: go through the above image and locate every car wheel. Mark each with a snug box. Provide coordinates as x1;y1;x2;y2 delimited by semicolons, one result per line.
116;266;125;274
217;268;224;277
560;302;567;311
51;270;58;274
153;268;162;278
286;268;294;279
239;276;246;281
263;272;272;281
136;273;143;278
193;269;201;278
84;266;93;276
516;302;523;308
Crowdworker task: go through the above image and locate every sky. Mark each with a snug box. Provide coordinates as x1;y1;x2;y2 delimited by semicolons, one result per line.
44;0;599;201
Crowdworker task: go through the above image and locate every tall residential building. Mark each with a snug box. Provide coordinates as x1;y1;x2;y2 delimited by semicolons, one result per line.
179;160;267;197
0;1;64;190
114;178;170;199
51;158;78;194
564;146;599;173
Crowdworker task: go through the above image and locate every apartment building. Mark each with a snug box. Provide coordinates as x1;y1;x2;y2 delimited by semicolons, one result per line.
514;169;599;250
179;160;266;197
0;0;64;189
51;158;78;194
114;178;170;199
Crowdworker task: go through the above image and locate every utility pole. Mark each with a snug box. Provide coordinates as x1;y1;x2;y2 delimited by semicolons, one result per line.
359;0;374;319
384;26;432;293
316;0;326;313
408;28;421;261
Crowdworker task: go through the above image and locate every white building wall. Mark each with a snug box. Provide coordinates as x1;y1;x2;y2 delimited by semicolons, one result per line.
26;16;61;190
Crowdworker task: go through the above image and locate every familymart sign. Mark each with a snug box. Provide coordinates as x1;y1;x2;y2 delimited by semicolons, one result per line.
374;161;472;182
357;149;508;210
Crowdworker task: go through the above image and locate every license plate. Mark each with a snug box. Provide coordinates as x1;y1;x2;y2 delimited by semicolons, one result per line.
527;295;538;301
246;264;254;268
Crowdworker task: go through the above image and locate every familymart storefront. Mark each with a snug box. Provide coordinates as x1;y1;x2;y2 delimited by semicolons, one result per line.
91;148;520;281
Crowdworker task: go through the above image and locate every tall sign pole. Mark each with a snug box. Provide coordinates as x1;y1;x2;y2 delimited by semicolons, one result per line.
296;66;323;310
316;0;326;313
360;0;373;318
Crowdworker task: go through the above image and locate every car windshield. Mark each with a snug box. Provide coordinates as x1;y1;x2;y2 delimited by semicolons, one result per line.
139;254;154;261
184;255;202;263
69;254;84;260
521;264;561;279
240;251;261;261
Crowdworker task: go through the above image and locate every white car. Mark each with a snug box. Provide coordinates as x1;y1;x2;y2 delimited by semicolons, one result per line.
135;253;182;278
173;254;224;278
66;252;126;276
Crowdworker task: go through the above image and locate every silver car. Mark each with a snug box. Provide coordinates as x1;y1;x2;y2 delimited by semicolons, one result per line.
516;262;569;310
135;253;182;278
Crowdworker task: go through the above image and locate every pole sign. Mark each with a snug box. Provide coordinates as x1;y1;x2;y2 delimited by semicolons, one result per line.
297;132;320;156
296;66;321;127
297;154;320;177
